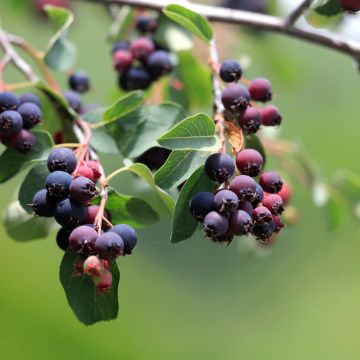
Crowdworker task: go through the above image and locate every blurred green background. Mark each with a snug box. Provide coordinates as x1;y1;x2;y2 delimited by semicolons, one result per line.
1;1;360;359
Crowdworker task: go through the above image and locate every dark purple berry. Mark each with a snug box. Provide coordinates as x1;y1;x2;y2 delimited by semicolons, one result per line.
252;205;272;225
221;84;250;113
203;211;229;237
130;37;155;61
47;147;77;173
252;221;275;240
0;110;23;136
219;60;242;83
54;198;86;227
204;153;235;183
261;105;282;126
19;93;41;108
272;215;285;233
251;183;264;207
249;78;272;102
229;175;257;201
211;230;234;244
113;50;133;72
238;107;262;135
214;189;239;216
189;192;215;221
17;102;42;129
110;224;137;255
259;171;283;194
229;210;253;236
262;194;284;215
69;176;97;205
238;201;253;215
8;129;35;153
69;225;98;255
146;50;173;78
112;40;130;54
30;189;54;217
119;67;152;90
94;232;124;260
0;92;19;111
236;149;263;177
56;227;71;251
69;71;90;93
135;15;158;33
63;90;82;113
45;170;72;198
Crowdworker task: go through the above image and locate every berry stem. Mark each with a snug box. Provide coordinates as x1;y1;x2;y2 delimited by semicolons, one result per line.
0;53;10;91
94;185;109;235
54;143;81;149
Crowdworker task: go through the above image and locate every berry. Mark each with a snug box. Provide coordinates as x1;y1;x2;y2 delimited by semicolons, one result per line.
30;189;54;217
94;232;124;260
113;50;133;72
0;92;19;111
251;183;264;207
69;225;98;255
236;149;263;177
211;230;234;244
252;205;272;225
0;110;23;136
259;171;283;193
252;221;275;240
261;105;282;126
229;210;253;235
130;37;155;61
83;255;103;277
69;176;97;204
63;90;82;113
229;175;257;201
75;165;95;182
238;107;262;135
17;102;42;129
47;147;77;173
83;205;110;224
219;60;242;83
221;84;250;113
8;129;35;153
54;198;86;227
146;50;173;78
45;170;73;198
119;67;152;90
112;41;130;53
204;153;235;183
277;182;292;205
238;201;253;216
110;224;137;255
136;15;158;33
19;93;41;108
53;130;64;145
262;194;284;215
272;215;285;233
83;160;102;181
189;192;215;221
340;0;360;13
95;270;113;292
249;78;272;102
214;189;239;216
203;211;229;237
56;227;71;251
68;71;90;93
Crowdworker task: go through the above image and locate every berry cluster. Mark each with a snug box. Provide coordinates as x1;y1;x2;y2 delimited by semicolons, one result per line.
0;91;42;153
340;0;360;13
111;15;173;91
190;150;290;245
219;60;282;135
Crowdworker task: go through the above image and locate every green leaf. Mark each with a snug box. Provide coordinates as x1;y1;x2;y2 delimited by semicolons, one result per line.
163;4;213;43
0;131;53;184
155;150;209;190
334;170;360;205
245;134;266;166
157;113;218;151
171;165;215;243
60;249;120;325
314;0;342;16
91;127;120;154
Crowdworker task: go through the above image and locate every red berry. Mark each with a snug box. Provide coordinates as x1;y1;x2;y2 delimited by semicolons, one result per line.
84;160;102;180
277;182;292;205
238;107;262;134
272;215;285;233
249;78;272;102
75;165;95;182
83;205;110;225
262;194;284;215
8;129;35;153
229;175;257;201
83;255;103;277
261;105;282;126
340;0;360;12
113;50;133;72
53;130;64;144
95;270;113;293
130;37;155;61
236;149;263;177
252;205;272;225
259;171;283;194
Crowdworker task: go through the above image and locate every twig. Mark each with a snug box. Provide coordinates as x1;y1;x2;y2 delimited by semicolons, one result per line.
285;0;314;27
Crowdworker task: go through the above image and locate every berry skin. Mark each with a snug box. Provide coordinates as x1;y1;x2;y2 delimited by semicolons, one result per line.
47;147;77;173
204;153;235;183
238;201;254;216
277;182;292;205
94;232;124;260
69;225;98;255
229;175;257;201
95;270;113;293
113;50;133;72
17;102;42;129
63;90;82;113
0;92;20;111
83;160;102;181
54;198;86;228
221;84;250;113
238;107;262;135
112;40;130;54
189;192;215;221
252;205;273;225
0;110;23;136
45;170;73;198
69;176;97;205
119;67;152;90
56;227;71;251
110;224;137;255
259;171;283;194
252;221;275;240
249;78;272;102
30;189;54;217
229;210;253;236
19;93;41;108
146;50;173;78
340;0;360;13
83;255;103;277
83;205;110;225
219;60;242;83
262;194;284;215
214;189;239;216
135;15;158;33
8;129;35;153
130;37;155;61
203;211;229;237
69;71;90;93
261;105;282;126
272;215;285;233
251;183;264;207
236;149;263;177
75;165;95;182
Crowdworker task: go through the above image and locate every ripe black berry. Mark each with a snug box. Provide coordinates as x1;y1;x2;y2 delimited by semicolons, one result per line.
252;205;272;225
261;105;282;126
214;189;239;216
69;71;90;93
252;221;275;240
259;171;283;193
47;147;77;173
236;149;263;177
69;225;98;255
203;211;229;237
229;210;253;236
30;189;54;217
19;93;41;108
119;67;152;90
112;40;130;53
146;50;173;78
56;227;71;251
204;153;235;183
113;50;133;72
45;170;73;198
8;129;35;153
110;224;137;255
238;201;253;216
0;92;19;111
189;192;215;221
262;194;284;215
221;84;250;113
63;90;82;113
130;37;155;61
219;60;242;83
0;110;23;136
238;107;262;135
94;232;124;260
69;176;97;205
18;103;42;129
251;183;264;207
135;15;158;33
229;175;257;201
54;198;86;227
249;78;272;102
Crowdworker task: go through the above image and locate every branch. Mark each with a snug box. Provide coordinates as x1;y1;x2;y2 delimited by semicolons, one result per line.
75;0;360;61
285;0;313;27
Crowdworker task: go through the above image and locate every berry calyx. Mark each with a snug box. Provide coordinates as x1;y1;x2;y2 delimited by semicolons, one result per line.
252;205;273;225
203;211;229;237
83;255;103;277
252;221;275;240
47;147;77;173
219;60;242;83
189;192;215;221
259;171;283;193
204;153;235;183
69;225;98;255
221;84;250;113
262;194;284;215
45;170;73;198
261;105;282;126
249;77;272;102
236;149;264;177
214;189;239;216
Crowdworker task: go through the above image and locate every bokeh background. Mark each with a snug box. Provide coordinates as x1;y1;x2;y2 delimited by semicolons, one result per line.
1;0;360;359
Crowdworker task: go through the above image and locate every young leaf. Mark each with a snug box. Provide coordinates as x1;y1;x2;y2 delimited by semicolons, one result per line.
157;113;218;151
60;249;120;325
163;4;213;43
244;134;266;165
171;165;215;243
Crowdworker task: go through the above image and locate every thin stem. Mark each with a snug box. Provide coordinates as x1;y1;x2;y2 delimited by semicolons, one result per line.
54;143;81;148
0;53;10;91
104;167;127;183
285;0;314;27
94;185;109;235
4;81;34;91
